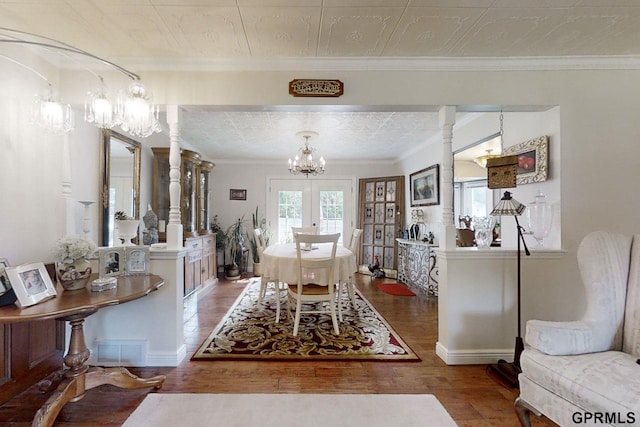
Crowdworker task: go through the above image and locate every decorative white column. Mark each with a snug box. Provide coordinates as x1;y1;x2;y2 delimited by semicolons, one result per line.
439;105;457;250
165;105;183;249
79;201;95;241
62;133;75;235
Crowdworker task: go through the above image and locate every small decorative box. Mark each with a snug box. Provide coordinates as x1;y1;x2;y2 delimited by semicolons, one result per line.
91;277;118;292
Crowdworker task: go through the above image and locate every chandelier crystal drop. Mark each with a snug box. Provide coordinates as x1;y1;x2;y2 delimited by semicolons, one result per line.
115;81;161;138
84;78;114;129
31;86;74;134
288;131;325;177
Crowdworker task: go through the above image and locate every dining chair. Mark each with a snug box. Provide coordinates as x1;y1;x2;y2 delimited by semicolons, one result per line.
252;228;287;322
337;228;363;318
287;232;341;336
291;226;318;235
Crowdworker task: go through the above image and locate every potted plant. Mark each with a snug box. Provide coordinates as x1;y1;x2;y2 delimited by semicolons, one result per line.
224;216;248;280
114;211;140;246
52;235;98;291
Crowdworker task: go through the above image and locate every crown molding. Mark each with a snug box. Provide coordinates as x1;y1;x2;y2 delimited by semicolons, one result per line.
81;55;640;73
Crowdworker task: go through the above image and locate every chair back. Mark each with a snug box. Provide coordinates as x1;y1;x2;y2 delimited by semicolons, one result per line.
252;228;266;260
294;233;340;293
292;226;318;235
457;228;476;247
347;229;363;253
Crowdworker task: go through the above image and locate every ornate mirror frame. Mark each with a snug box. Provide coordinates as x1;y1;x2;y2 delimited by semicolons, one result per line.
99;129;141;246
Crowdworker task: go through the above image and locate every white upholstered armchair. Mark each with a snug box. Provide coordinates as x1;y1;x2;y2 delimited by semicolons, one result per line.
516;230;640;426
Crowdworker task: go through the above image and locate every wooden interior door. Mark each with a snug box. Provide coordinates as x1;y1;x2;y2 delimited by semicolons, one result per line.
358;176;405;276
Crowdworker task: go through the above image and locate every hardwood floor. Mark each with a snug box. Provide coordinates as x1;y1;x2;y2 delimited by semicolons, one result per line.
0;273;556;426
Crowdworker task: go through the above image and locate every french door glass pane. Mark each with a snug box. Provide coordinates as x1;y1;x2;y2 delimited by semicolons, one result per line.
278;190;302;243
318;190;344;243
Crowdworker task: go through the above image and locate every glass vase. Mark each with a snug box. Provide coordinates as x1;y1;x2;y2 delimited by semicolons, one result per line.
473;216;495;249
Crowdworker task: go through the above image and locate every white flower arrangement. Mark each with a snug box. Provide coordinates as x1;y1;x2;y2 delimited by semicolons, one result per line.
52;236;98;263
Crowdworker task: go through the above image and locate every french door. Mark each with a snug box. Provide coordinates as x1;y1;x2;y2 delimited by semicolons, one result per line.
267;178;355;245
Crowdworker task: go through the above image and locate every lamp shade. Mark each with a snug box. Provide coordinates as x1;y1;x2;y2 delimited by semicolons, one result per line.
491;191;526;217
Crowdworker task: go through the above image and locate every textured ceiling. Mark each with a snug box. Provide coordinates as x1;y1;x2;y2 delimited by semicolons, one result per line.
1;1;639;162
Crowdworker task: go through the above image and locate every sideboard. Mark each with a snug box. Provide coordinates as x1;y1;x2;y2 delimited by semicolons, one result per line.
396;238;439;296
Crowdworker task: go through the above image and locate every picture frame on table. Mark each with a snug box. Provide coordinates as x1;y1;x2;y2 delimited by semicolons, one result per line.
410;164;440;207
0;258;17;307
98;247;125;278
229;189;247;201
6;262;57;308
125;246;150;275
503;135;549;185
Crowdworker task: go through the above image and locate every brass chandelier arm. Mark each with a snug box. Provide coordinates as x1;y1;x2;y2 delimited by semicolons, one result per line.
0;27;140;81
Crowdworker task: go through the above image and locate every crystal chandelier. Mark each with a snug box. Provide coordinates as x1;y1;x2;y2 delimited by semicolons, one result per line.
32;85;74;134
0;27;161;138
115;81;161;138
84;77;113;129
288;131;325;177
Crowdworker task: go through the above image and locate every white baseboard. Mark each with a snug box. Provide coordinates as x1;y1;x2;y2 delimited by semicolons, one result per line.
89;343;187;367
145;344;187;367
435;342;514;365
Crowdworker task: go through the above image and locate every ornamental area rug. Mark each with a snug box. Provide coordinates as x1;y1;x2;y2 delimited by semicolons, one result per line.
123;394;458;427
192;278;420;361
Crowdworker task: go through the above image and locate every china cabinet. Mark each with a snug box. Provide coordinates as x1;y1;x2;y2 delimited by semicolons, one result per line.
197;160;215;235
152;148;215;241
357;176;405;276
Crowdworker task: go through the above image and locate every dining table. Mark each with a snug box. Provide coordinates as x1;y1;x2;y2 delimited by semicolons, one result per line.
261;242;358;321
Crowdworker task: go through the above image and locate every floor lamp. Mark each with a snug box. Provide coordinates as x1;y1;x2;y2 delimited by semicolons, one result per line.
488;191;530;388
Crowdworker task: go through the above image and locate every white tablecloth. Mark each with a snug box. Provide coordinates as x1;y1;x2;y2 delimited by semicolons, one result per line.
262;243;357;284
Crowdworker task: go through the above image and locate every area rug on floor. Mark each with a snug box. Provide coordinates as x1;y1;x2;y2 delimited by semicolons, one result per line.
377;282;416;296
123;394;458;427
192;278;419;361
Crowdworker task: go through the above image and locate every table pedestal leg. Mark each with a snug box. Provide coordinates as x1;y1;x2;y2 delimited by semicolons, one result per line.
31;316;166;427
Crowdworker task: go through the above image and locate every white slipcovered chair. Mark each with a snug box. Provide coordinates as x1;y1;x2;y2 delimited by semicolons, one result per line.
337;228;363;319
287;233;341;337
253;228;286;322
516;230;640;426
291;226;318;235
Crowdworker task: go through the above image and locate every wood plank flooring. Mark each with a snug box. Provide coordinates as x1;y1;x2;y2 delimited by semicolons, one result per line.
0;273;557;426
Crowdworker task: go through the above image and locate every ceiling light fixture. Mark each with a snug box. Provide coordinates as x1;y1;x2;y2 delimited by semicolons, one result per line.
474;149;500;168
288;131;325;178
0;27;161;138
0;53;74;134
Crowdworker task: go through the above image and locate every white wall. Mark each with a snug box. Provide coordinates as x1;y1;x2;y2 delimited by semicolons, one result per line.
210;161;400;235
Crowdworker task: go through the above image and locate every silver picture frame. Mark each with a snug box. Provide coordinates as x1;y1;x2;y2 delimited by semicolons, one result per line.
125;246;150;275
98;247;125;278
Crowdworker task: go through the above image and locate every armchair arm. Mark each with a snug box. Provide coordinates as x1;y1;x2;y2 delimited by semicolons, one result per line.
525;319;616;356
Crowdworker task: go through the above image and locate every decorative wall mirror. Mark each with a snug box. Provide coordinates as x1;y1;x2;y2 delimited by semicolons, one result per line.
99;129;141;247
453;132;501;224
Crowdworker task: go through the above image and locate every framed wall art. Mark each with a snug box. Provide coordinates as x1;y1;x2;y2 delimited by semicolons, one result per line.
503;135;549;185
229;189;247;201
6;262;57;308
98;247;125;278
410;164;440;207
125;246;150;275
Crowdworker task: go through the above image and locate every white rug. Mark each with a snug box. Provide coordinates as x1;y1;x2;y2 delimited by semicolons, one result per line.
123;393;458;427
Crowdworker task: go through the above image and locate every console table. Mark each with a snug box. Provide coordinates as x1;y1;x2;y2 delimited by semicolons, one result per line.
396;239;439;296
0;274;167;427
